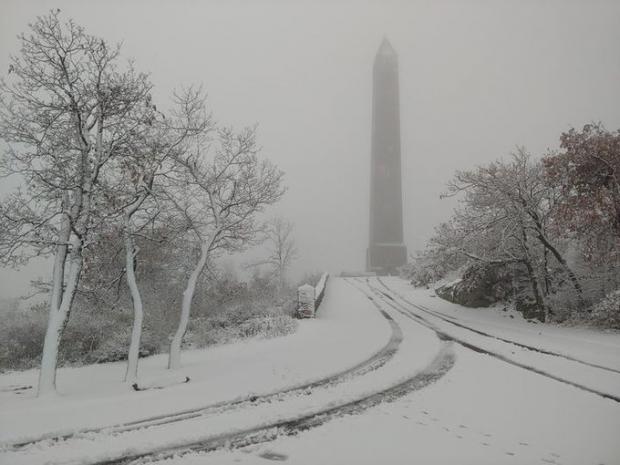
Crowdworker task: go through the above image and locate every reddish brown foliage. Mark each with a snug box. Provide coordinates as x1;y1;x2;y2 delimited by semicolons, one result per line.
543;123;620;262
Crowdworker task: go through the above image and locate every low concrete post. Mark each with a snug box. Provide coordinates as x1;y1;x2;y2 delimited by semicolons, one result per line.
297;284;316;318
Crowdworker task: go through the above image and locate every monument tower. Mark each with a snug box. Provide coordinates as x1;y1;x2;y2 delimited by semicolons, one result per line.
367;38;407;274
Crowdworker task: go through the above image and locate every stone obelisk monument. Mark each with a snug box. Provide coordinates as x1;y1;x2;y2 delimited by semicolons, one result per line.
366;38;407;275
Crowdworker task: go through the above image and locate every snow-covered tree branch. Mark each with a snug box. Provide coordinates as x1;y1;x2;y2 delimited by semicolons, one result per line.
162;116;285;369
0;10;155;395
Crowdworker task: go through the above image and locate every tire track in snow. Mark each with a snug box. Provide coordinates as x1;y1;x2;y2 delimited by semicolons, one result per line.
7;280;403;452
375;276;620;375
92;344;456;465
365;278;620;404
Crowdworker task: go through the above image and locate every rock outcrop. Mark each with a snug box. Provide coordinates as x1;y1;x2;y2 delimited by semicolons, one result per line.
435;262;514;308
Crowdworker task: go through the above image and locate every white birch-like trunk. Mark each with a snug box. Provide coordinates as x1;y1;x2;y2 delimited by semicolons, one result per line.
48;213;70;316
123;220;144;383
38;307;63;396
168;243;209;370
37;238;83;396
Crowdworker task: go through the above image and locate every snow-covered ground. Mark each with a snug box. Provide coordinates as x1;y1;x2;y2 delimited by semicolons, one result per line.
0;278;391;445
385;276;620;369
0;278;446;464
168;278;620;465
193;342;619;465
371;277;620;399
1;277;619;465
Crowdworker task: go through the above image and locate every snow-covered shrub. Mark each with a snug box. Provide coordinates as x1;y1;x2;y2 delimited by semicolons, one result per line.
545;286;581;323
238;314;297;339
82;327;158;364
0;304;47;371
57;310;130;365
186;302;297;348
587;291;620;329
401;249;465;288
1;264;299;372
0;301;160;371
400;260;435;288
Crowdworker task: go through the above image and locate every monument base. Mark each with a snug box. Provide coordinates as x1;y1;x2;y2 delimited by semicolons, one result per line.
366;243;407;275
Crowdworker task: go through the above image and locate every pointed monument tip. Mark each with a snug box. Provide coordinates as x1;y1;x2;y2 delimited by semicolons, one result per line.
377;36;396;56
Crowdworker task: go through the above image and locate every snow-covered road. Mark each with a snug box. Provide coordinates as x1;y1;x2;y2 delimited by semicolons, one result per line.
0;277;448;464
1;277;619;465
187;278;620;465
369;277;620;401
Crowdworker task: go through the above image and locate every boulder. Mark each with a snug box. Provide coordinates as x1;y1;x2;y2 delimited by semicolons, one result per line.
436;262;513;308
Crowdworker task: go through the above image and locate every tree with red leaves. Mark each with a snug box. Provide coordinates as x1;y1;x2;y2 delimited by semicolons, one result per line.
543;123;620;264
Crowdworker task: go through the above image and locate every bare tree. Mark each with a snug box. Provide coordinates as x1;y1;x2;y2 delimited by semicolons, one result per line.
0;11;154;395
252;217;298;294
163;119;285;369
112;87;211;383
443;149;585;314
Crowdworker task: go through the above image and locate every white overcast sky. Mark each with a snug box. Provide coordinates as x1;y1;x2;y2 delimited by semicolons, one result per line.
1;0;619;298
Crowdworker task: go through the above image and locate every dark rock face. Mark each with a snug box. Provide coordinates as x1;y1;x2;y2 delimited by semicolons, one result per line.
435;262;547;322
436;262;514;308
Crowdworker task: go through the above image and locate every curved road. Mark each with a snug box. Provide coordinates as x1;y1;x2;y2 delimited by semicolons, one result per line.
4;277;619;465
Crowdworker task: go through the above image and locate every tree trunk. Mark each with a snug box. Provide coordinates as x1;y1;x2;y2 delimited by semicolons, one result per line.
123;219;144;383
523;252;546;321
519;223;546;321
37;238;83;396
48;213;69;311
524;207;586;308
277;267;285;298
542;247;551;296
535;232;586;308
168;243;209;370
38;306;64;396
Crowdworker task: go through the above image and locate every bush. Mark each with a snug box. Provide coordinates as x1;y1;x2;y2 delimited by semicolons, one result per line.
401;250;463;288
588;291;620;329
186;301;297;348
0;303;155;371
238;314;297;339
0;268;299;372
0;306;47;372
80;327;158;364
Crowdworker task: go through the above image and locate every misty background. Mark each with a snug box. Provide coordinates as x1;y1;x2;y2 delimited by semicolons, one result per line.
1;0;619;299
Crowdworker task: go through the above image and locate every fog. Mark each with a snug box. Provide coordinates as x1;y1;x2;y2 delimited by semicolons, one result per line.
1;0;619;298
